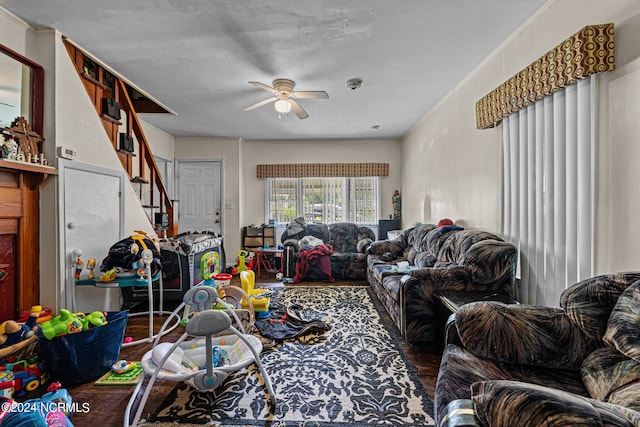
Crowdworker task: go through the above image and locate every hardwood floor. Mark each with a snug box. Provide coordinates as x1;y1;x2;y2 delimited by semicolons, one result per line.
42;274;442;427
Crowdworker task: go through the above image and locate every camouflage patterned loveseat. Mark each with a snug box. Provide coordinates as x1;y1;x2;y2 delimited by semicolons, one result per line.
281;218;376;280
366;223;516;347
434;272;640;427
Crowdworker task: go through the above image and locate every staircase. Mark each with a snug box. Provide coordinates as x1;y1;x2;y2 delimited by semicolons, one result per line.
64;40;176;236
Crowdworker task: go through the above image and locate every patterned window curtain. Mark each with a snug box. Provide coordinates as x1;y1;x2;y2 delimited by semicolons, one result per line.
502;76;595;306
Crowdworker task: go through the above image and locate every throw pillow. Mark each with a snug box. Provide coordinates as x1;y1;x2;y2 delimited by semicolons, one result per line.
603;281;640;362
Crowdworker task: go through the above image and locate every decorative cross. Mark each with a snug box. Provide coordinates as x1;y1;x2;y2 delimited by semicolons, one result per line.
3;116;43;159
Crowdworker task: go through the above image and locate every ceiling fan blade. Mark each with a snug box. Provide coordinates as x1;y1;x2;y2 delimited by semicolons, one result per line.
289;99;309;120
244;96;277;111
291;90;329;99
249;81;279;94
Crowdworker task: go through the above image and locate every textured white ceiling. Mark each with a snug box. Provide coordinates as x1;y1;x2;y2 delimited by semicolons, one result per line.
2;0;545;140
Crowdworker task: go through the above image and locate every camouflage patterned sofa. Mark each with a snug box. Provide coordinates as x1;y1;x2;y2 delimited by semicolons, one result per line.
434;272;640;427
366;224;516;347
281;219;376;280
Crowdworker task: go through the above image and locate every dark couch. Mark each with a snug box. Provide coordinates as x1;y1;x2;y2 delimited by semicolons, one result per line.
366;224;517;347
281;219;375;280
434;272;640;427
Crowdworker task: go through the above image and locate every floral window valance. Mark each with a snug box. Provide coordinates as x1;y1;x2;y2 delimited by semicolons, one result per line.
476;23;615;129
256;163;389;178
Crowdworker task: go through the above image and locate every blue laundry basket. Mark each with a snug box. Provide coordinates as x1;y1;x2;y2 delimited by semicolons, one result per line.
37;311;128;386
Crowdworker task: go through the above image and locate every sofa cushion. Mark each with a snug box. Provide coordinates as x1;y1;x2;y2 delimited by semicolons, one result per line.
420;227;461;266
455;301;592;369
560;272;640;342
328;222;361;253
435;344;588;424
608;382;640;412
471;380;640;427
581;346;640;402
307;223;331;244
435;230;502;267
603;281;640;363
458;240;517;285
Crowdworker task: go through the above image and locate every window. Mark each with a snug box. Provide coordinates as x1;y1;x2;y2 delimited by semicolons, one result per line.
266;177;379;225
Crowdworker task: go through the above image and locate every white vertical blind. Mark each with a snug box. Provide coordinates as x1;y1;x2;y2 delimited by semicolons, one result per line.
501;76;595;306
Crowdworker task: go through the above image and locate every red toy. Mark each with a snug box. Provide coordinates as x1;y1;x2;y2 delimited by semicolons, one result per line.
0;355;47;397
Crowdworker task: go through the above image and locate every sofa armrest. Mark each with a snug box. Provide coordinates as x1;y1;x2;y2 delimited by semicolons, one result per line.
471;380;640;427
367;239;405;256
455;302;597;369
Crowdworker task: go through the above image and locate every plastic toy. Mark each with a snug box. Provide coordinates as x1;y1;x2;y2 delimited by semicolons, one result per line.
231;250;255;275
86;258;97;279
0;305;41;348
200;251;221;285
18;307;52;324
80;311;108;330
112;360;136;374
40;309;107;340
0;355;47;397
0;371;13;398
99;268;118;282
240;270;271;318
74;257;85;281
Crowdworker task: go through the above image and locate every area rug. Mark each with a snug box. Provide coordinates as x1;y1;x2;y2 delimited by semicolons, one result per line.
147;286;435;426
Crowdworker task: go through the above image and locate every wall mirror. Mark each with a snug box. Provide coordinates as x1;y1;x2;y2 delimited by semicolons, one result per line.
0;43;44;134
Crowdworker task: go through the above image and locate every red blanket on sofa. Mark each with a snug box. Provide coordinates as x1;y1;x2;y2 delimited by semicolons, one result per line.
294;244;335;283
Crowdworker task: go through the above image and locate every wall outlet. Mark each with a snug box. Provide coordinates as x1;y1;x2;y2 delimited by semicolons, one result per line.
57;146;77;160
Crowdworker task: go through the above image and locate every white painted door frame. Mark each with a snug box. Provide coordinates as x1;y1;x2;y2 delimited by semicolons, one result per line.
57;160;125;311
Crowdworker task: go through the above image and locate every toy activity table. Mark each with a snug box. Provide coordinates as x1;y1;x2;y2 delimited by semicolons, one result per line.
70;249;181;347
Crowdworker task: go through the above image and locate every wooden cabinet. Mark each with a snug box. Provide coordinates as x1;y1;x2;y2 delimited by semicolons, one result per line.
242;225;275;250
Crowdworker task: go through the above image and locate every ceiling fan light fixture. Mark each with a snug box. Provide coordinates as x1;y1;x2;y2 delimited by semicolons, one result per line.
274;99;292;114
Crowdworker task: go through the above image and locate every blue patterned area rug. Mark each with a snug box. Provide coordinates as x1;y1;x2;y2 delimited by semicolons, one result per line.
148;286;435;426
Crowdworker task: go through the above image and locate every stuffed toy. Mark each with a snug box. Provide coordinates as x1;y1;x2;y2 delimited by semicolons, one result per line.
0;306;41;348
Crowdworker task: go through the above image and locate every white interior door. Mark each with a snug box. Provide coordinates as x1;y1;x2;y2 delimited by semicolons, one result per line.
177;160;222;235
60;161;123;311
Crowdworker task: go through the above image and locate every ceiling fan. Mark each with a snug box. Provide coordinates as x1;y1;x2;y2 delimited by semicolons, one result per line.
243;79;329;119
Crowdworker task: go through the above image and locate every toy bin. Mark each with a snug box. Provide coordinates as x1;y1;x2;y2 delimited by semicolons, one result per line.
36;311;128;387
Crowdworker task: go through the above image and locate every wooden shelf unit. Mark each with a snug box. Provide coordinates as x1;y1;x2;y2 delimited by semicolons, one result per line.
242;225;275;250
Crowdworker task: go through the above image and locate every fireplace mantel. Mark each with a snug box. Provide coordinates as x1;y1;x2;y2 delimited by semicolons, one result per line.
0;161;55;321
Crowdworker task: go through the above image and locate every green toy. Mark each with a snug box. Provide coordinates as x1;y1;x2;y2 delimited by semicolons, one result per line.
40;309;108;340
200;251;221;285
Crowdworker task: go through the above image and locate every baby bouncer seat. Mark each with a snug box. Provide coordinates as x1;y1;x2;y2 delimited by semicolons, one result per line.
125;285;276;427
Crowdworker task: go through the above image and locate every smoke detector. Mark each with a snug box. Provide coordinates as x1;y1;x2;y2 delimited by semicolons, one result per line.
346;78;363;91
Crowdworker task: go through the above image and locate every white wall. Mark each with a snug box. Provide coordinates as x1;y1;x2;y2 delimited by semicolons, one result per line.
173;137;402;263
401;0;640;279
241;138;403;225
142;120;175;161
0;13;163;310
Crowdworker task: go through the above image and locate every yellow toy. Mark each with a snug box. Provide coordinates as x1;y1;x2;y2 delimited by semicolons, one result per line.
86;258;96;280
232;250;255;275
240;270;271;318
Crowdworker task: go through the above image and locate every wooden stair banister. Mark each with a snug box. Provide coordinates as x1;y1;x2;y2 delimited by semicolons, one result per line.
64;40;176;236
117;79;176;235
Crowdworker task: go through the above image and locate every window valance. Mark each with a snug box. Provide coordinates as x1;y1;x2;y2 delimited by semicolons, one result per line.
256;163;389;178
476;23;615;129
